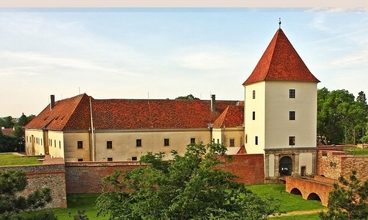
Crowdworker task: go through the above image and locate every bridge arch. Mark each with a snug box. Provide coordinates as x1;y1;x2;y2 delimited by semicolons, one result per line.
290;188;302;196
307;193;321;202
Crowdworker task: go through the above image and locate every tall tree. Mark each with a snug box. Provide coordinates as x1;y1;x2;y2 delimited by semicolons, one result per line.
175;94;200;100
320;170;368;220
2;116;15;129
96;143;280;219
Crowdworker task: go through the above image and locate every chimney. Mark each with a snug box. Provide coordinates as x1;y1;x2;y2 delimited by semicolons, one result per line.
50;95;55;110
211;94;216;112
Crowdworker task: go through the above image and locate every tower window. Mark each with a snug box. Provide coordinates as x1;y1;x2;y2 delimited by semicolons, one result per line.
289;136;295;146
255;136;258;145
289;111;295;120
252;111;255;120
252;90;256;99
289;89;295;98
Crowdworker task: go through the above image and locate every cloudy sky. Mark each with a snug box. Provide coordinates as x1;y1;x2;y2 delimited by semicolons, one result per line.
1;8;368;117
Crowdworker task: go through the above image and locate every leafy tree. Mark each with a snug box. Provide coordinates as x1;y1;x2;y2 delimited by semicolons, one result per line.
319;170;368;220
317;88;368;144
96;143;280;220
1;117;15;129
0;170;56;220
175;94;200;100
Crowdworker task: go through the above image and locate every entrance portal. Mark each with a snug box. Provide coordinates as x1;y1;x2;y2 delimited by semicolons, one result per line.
279;156;292;176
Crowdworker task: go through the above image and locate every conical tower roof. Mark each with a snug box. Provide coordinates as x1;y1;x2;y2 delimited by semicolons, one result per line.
243;28;320;85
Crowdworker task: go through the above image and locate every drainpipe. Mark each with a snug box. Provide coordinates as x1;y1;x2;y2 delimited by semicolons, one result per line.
89;97;96;161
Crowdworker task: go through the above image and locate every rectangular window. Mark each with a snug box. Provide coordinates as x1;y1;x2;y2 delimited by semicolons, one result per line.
77;141;83;149
289;111;295;120
217;139;219;144
190;138;195;144
131;156;137;161
41;139;43;145
289;89;295;98
107;141;112;149
164;138;170;146
252;90;256;99
54;140;56;148
77;158;83;162
252;111;255;120
107;157;113;161
136;139;142;147
230;138;235;147
289;136;295;146
255;136;258;145
59;141;61;149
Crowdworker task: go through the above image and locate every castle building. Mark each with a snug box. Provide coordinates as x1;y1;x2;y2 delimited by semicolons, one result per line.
24;25;319;182
243;27;320;181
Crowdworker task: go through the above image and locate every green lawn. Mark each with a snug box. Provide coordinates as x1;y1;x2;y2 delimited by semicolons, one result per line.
273;213;320;219
344;146;368;156
0;153;43;166
247;184;324;213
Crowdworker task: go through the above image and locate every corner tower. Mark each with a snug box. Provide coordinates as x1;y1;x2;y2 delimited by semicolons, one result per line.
243;26;320;182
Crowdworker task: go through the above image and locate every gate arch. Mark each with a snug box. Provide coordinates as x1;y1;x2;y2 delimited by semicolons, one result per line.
279;156;292;176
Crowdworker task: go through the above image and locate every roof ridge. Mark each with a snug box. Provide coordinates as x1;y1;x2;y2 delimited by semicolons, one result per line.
212;106;229;128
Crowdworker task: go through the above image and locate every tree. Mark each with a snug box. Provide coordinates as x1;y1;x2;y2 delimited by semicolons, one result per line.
317;88;368;144
319;170;368;220
175;94;200;100
0;169;56;220
96;143;280;220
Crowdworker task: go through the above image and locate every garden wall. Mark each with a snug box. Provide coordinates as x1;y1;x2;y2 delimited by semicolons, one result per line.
65;154;265;194
0;163;67;209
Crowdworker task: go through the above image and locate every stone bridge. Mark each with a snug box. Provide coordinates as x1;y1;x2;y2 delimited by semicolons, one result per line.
285;176;334;206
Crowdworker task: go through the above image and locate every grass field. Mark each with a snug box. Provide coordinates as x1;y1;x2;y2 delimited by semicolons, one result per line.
247;184;324;213
22;184;325;220
0;153;43;166
344;146;368;156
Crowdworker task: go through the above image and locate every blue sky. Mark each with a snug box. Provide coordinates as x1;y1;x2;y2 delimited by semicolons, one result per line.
1;8;368;117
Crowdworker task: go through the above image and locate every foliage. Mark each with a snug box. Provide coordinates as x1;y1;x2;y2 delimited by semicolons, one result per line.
0;170;53;220
317;88;368;144
175;94;200;100
73;210;89;220
0;116;15;129
96;143;280;220
319;170;368;220
0;134;19;152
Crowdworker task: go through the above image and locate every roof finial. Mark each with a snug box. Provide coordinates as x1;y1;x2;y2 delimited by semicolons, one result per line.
279;18;281;29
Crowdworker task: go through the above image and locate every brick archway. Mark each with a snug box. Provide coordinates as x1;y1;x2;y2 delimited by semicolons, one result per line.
307;192;321;202
290;188;302;196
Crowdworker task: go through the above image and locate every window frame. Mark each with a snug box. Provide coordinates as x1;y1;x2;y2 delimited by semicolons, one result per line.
252;90;256;99
229;138;235;147
289;111;295;120
190;138;195;144
77;141;83;149
255;136;258;145
164;138;170;146
252;111;255;120
107;141;113;149
136;139;142;147
289;89;296;98
289;136;295;146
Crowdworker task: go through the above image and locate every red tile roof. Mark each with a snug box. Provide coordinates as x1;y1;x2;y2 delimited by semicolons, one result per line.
243;28;320;85
1;128;14;136
25;94;244;131
212;104;244;128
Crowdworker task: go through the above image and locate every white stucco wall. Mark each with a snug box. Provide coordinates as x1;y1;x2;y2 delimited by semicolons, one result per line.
264;81;317;150
244;81;266;154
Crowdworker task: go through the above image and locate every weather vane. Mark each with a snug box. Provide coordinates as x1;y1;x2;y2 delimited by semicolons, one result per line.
279;18;282;29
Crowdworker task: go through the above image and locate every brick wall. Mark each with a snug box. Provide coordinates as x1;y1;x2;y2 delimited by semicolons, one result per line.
65;161;141;193
0;164;67;209
219;154;265;185
317;148;368;181
65;154;265;194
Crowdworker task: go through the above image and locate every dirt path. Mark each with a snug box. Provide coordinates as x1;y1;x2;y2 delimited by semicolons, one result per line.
270;208;328;218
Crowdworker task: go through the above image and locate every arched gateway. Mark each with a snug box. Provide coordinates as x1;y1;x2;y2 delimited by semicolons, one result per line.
279;156;292;176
